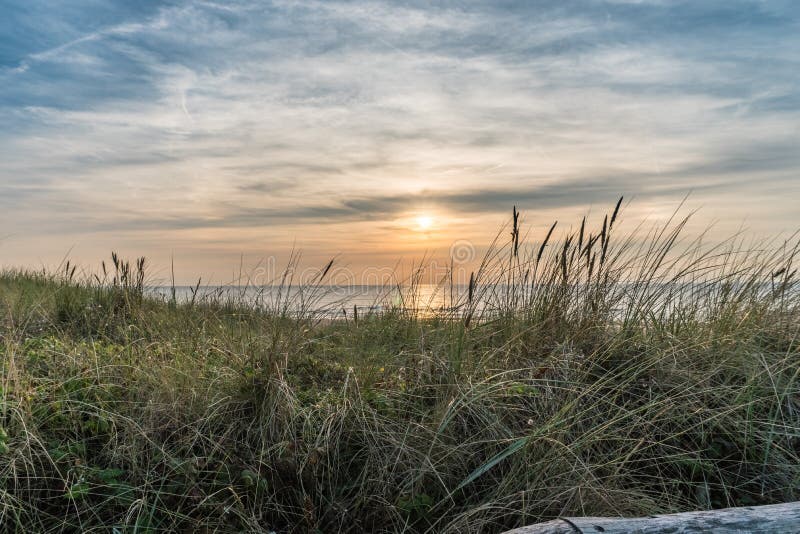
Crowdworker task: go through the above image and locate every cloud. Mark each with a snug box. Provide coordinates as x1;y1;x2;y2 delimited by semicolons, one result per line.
18;135;798;235
0;0;798;272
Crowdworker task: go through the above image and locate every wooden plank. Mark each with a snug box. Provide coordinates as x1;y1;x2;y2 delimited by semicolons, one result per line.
504;501;800;533
503;519;578;534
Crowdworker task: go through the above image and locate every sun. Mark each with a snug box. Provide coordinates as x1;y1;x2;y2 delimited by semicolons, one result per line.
416;215;434;231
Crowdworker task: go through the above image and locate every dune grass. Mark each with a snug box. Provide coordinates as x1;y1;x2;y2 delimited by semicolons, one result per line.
1;201;798;533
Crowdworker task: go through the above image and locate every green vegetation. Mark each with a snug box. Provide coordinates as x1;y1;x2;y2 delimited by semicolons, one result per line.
1;201;798;533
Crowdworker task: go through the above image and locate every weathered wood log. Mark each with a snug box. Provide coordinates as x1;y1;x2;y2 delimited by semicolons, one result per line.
504;501;800;533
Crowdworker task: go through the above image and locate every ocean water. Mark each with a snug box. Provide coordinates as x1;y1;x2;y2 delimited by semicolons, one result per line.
147;281;792;319
147;284;467;317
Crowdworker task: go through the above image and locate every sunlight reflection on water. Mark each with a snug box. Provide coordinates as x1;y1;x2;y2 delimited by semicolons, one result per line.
147;284;466;318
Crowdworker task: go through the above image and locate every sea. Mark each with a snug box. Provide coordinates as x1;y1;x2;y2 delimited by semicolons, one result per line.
147;284;469;318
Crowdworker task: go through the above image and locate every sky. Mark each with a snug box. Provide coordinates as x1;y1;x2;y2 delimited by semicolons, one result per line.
1;0;799;284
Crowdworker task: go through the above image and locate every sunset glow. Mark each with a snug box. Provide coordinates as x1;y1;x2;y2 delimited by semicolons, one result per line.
416;215;434;232
0;2;798;283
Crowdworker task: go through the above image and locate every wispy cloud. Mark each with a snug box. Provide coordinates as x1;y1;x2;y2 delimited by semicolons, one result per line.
1;0;798;276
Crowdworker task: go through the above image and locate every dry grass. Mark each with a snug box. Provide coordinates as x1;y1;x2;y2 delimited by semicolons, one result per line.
0;200;798;533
